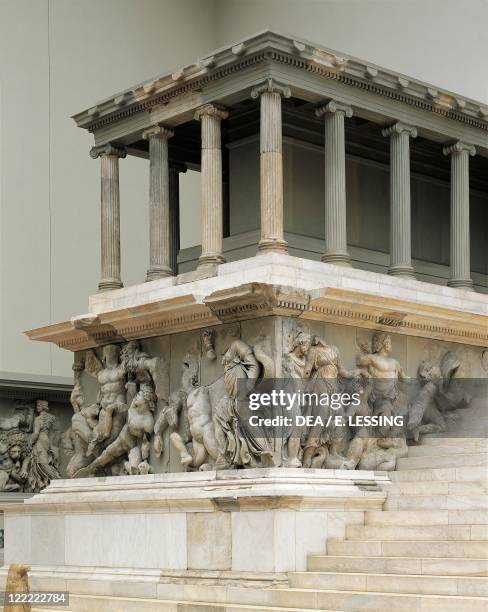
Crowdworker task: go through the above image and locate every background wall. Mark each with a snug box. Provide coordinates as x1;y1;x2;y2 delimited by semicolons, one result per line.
0;0;487;378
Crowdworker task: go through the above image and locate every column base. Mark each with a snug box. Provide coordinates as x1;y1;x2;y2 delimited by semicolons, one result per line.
447;278;474;291
145;266;173;282
257;238;288;254
321;252;351;266
197;253;225;269
98;278;123;292
388;264;416;279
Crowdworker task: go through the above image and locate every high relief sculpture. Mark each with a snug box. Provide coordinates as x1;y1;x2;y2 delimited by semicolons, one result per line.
62;326;476;479
0;401;61;493
73;341;161;477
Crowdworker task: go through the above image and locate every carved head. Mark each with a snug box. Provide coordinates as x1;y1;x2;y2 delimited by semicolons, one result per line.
8;445;22;462
417;359;441;385
102;344;120;368
36;399;49;413
372;332;392;355
289;329;312;357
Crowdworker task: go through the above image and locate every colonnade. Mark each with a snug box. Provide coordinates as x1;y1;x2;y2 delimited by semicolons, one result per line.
90;79;477;292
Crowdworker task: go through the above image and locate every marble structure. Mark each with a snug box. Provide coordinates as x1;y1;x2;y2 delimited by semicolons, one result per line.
1;31;487;611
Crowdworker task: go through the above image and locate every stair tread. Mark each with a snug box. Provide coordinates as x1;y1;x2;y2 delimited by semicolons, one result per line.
293;571;488;579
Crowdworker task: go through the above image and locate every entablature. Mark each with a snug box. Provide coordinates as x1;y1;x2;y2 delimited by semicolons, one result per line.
72;31;488;157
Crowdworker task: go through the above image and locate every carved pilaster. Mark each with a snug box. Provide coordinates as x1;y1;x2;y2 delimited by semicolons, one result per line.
142;125;174;281
90;144;126;291
315;101;352;266
443;141;476;290
194;104;228;268
251;79;291;254
382;122;417;278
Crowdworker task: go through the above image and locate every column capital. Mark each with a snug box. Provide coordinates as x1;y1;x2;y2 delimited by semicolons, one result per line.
194;103;229;121
315;100;353;118
142;125;174;140
443;141;476;157
381;121;417;138
251;78;291;100
90;143;126;159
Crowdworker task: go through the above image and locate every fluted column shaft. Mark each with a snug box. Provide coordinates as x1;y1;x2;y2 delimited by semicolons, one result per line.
443;141;476;290
195;104;228;268
316;101;352;266
90;144;126;291
382;122;417;278
251;79;290;254
143;126;174;281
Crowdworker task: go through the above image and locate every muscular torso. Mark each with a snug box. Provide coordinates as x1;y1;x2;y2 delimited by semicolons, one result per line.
97;366;126;408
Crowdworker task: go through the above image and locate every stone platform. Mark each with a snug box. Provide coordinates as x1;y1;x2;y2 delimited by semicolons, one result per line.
1;468;386;580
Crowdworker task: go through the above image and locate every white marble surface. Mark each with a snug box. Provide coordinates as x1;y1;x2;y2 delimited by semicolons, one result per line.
3;469;386;573
87;253;488;315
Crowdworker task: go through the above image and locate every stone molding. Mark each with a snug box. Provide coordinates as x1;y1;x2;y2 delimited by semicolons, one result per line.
1;468;387;514
141;125;174;140
443;141;477;157
381;121;418;138
73;32;488;138
89;143;126;159
194;103;229;121
25;279;488;351
315;100;353;118
250;78;291;100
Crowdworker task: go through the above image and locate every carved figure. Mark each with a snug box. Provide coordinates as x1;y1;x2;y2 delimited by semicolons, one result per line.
408;351;471;442
75;343;159;477
84;345;128;456
5;564;31;612
154;354;197;465
202;329;217;360
357;332;409;435
20;400;60;492
308;337;358;468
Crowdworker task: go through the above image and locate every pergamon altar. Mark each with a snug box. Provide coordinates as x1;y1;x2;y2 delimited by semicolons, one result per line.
0;1;487;611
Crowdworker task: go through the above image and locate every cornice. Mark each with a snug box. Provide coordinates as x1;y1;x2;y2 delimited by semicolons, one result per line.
24;282;488;352
72;31;488;135
0;373;72;402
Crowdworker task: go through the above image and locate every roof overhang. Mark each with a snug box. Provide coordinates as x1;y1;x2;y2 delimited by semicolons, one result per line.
72;31;488;157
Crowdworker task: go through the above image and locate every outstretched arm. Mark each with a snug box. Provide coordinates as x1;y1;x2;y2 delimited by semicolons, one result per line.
84;350;103;378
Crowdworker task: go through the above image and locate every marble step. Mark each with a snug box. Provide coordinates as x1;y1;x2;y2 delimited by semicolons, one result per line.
32;603;329;612
327;538;488;558
396;452;488;470
31;590;488;612
346;524;488;541
289;571;488;596
390;465;488;482
407;442;488;457
384;493;488;510
308;555;488;576
385;480;488;495
420;437;487;447
365;509;488;526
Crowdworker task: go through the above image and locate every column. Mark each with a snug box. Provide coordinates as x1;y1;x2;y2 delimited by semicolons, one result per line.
168;163;186;275
315;100;352;266
251;78;291;254
382;122;417;278
194;104;228;269
90;144;126;291
443;141;476;290
142;125;174;281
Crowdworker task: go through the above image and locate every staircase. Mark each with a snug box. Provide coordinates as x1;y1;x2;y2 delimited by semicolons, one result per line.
32;437;488;611
291;436;488;611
